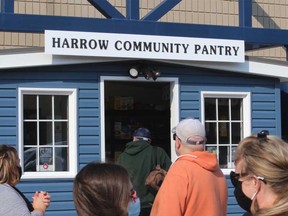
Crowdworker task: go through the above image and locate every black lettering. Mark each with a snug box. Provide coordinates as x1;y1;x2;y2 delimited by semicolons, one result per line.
62;38;70;48
162;43;169;53
71;38;79;49
218;46;224;55
153;42;160;52
98;40;109;50
202;45;208;54
210;45;217;55
133;41;142;51
182;44;189;53
115;41;122;50
52;37;61;48
80;39;87;49
233;46;239;56
194;44;201;54
143;42;152;51
225;46;232;55
123;41;132;51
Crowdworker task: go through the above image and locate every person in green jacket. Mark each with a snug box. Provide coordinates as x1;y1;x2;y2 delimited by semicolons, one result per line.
117;127;172;216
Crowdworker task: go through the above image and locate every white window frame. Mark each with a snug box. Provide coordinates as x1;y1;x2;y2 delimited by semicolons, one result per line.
18;88;78;179
201;91;251;175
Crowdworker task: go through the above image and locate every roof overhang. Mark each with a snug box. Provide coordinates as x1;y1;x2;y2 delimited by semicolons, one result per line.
1;48;288;82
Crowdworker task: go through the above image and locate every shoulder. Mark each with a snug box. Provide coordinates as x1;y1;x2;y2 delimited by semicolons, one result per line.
0;183;15;194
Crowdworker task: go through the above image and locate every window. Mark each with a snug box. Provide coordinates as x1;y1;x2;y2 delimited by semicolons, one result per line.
201;92;251;172
18;88;77;179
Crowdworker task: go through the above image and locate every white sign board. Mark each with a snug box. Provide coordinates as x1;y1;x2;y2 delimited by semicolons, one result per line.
45;30;245;63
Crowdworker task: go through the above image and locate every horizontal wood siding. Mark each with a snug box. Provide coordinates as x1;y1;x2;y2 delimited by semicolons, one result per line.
171;65;280;215
0;62;281;215
0;65;104;215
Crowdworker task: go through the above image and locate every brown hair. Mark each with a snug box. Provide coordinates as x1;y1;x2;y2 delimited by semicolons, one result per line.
235;135;288;216
0;144;21;186
73;162;132;216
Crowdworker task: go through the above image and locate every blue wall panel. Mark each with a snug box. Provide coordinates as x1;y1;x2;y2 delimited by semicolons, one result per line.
0;62;281;215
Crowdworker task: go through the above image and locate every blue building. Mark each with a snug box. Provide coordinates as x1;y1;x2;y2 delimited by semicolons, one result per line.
1;0;288;215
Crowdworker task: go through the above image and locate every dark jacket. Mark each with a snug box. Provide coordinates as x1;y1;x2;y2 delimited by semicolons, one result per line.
117;140;171;209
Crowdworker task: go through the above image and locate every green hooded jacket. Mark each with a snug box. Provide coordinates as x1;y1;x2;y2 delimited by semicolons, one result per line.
117;140;172;209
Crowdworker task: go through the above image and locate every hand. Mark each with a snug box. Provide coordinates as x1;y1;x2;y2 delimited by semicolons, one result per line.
32;191;51;212
39;191;51;208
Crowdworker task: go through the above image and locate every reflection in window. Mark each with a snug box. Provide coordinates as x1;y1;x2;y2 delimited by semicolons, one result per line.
204;97;243;168
23;95;69;172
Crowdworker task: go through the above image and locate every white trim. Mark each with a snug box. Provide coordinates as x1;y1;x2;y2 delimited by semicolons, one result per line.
201;91;251;175
1;52;288;82
100;76;179;162
18;88;78;179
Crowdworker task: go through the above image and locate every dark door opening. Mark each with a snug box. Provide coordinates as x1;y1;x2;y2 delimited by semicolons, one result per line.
104;81;171;162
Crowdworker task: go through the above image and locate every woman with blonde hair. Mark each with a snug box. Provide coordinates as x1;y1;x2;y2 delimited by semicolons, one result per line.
0;144;51;216
230;130;288;216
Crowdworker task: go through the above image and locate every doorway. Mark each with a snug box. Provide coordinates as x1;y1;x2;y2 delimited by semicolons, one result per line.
100;76;179;162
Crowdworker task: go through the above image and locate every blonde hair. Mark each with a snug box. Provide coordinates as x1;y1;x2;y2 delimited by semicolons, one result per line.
235;135;288;216
0;144;21;186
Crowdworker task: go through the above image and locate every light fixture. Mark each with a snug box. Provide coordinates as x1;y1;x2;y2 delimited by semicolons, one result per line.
151;70;161;81
128;67;139;79
128;64;161;81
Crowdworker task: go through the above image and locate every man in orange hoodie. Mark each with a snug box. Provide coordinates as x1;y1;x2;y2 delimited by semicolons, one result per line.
150;118;228;216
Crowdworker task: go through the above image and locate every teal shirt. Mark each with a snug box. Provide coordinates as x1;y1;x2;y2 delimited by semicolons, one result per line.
117;140;172;209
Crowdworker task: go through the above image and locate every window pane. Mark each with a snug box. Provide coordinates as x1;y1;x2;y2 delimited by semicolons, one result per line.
219;146;228;168
24;147;36;172
206;146;217;154
218;99;229;120
219;122;229;144
39;122;52;145
39;96;52;119
39;147;53;171
55;147;68;171
205;98;216;120
206;122;216;144
55;96;68;119
55;122;68;144
24;95;37;119
232;122;241;144
231;99;242;120
24;122;37;145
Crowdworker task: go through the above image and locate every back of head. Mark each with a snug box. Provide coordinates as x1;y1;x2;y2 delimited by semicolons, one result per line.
73;162;131;216
133;128;151;142
235;133;288;215
173;118;206;146
0;144;20;186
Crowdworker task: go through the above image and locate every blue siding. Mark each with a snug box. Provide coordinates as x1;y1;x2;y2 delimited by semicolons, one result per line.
0;62;281;215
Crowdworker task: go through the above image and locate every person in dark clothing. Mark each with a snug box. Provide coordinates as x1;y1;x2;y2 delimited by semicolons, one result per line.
117;128;172;216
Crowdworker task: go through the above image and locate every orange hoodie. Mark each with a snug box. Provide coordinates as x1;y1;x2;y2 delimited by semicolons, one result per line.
150;151;228;216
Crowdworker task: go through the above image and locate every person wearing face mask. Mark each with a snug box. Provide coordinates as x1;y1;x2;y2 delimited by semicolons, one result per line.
0;144;51;216
73;162;140;216
230;130;288;216
151;118;228;216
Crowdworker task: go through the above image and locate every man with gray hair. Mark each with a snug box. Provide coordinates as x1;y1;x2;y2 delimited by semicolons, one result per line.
150;118;228;216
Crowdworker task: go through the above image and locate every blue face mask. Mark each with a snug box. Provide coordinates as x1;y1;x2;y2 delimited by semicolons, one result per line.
128;196;140;216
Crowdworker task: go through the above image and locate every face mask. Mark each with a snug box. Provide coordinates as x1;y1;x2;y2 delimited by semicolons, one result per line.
128;196;140;216
233;181;252;212
17;166;22;180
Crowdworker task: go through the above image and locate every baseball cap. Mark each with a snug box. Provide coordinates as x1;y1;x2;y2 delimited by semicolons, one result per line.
133;128;151;142
172;118;206;145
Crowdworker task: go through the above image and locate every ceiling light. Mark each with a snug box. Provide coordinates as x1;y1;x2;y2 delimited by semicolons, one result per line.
128;67;139;79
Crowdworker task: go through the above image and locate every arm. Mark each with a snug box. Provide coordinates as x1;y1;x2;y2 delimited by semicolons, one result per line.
157;147;172;170
0;185;45;216
151;168;187;216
